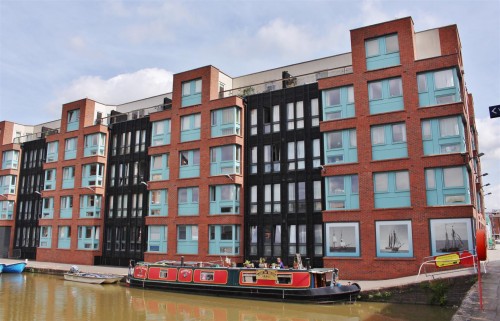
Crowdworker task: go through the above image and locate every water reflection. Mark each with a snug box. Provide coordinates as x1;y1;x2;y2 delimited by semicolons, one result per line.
0;273;455;321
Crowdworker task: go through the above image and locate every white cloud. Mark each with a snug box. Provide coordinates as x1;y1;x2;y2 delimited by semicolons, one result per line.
47;68;173;115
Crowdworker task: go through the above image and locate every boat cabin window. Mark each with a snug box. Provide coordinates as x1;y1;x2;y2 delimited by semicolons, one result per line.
200;271;214;281
276;274;292;284
159;269;168;278
242;272;257;283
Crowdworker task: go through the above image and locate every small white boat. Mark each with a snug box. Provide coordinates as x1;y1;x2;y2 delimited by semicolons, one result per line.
64;272;123;284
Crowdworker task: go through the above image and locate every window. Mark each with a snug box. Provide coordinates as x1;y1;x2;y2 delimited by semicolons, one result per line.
180;113;201;142
152;120;171;146
208;225;240;255
150;153;169;181
371;123;408;160
313;181;322;212
250;186;257;214
2;150;19;170
312;139;321;168
178;187;199;216
46;141;58;162
310;99;319;127
177;225;198;254
77;226;99;250
250;146;257;174
44;169;56;190
368;77;404;114
79;194;102;218
39;226;52;248
210;145;241;175
64;137;77;160
418;68;461;107
288;182;306;213
179;149;200;178
58;226;71;249
182;79;202;107
287;101;304;130
60;196;73;219
373;171;411;208
149;189;167;216
289;224;306;256
421;116;465;155
209;184;240;215
263;144;280;173
84;133;106;156
82;163;104;187
62;166;75;189
211;107;241;137
325;175;359;210
250;109;257;135
147;226;167;253
263;184;281;214
67;109;80;131
135;129;147;152
287;141;305;170
324;129;357;164
365;34;400;70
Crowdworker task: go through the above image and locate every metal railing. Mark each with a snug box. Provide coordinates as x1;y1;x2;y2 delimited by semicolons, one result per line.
220;65;353;99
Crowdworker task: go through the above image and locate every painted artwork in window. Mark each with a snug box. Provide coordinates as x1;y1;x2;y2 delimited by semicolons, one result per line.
375;220;413;258
325;222;360;257
429;218;473;255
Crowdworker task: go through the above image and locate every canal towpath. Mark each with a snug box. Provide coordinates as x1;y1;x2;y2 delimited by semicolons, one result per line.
1;249;500;320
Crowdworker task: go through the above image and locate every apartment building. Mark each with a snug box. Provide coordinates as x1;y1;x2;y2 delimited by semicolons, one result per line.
0;17;486;279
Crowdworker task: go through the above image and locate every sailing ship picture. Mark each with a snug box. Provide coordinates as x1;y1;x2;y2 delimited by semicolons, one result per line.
376;221;413;257
326;223;359;256
431;219;471;254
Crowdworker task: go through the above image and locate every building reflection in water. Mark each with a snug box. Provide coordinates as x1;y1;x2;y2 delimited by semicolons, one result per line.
0;273;455;321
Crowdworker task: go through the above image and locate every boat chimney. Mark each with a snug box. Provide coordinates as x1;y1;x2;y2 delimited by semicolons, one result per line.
181;256;184;266
305;258;311;269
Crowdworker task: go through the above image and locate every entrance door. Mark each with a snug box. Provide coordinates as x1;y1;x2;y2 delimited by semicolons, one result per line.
0;227;11;258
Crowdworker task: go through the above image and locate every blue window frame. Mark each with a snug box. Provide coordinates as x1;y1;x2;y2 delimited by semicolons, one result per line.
84;133;106;156
82;163;104;187
365;34;400;70
46;141;59;162
179;150;200;178
180;113;201;142
77;226;100;250
209;184;240;215
0;201;14;220
418;68;461;107
62;166;75;189
41;197;54;219
209;225;240;255
147;225;167;253
64;137;77;160
67;109;80;131
151;119;171;146
325;175;359;210
2;150;19;169
60;196;73;219
210;145;241;176
44;169;56;190
422;116;465;155
181;79;202;107
324;129;357;164
149;189;168;216
368;77;404;114
58;226;71;249
373;171;411;208
0;175;16;195
79;195;102;218
177;225;198;254
40;226;52;248
322;85;355;120
150;153;169;181
211;107;241;137
178;187;199;216
425;166;471;206
371;122;408;160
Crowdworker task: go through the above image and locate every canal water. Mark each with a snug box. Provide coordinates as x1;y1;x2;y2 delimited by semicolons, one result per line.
0;273;456;321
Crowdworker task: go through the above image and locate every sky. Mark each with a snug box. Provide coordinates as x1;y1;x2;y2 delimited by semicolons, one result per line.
0;0;499;210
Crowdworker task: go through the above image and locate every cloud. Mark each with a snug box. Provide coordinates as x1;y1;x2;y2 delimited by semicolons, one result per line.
69;36;86;51
47;68;173;114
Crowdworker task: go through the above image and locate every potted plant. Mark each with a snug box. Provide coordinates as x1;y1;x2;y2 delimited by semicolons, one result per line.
259;257;267;268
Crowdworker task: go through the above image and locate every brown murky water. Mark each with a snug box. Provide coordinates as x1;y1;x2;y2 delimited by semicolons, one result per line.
0;273;455;321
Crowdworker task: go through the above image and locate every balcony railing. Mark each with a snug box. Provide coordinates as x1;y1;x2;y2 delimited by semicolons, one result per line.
220;65;353;99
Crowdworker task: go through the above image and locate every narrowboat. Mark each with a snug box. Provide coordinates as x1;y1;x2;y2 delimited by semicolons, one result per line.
127;260;360;303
